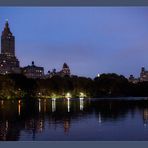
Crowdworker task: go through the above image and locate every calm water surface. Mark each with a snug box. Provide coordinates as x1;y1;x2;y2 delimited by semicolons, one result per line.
0;98;148;141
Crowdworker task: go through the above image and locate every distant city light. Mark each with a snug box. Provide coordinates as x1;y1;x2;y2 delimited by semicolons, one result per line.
18;100;21;104
97;73;100;77
51;93;58;99
79;92;86;98
1;100;4;105
65;92;71;98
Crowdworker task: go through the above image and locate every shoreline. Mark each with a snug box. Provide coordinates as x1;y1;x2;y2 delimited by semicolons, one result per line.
0;96;148;101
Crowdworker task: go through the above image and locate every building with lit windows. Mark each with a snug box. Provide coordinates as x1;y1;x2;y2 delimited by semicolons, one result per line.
129;67;148;83
140;67;148;82
47;63;71;78
0;21;20;74
60;63;71;76
128;75;139;83
22;61;44;79
0;21;71;79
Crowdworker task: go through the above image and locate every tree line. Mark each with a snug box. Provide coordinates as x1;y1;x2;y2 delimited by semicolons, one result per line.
0;73;148;99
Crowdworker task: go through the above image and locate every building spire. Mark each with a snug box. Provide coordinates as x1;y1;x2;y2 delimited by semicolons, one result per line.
5;20;9;27
32;61;35;66
2;19;11;36
1;20;15;56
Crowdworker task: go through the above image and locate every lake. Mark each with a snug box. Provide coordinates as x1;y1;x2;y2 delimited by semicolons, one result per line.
0;97;148;141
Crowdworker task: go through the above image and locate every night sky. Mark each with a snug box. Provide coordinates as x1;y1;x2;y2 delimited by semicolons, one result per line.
0;7;148;78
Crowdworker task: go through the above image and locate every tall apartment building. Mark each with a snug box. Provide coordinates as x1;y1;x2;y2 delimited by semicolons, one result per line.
0;21;20;74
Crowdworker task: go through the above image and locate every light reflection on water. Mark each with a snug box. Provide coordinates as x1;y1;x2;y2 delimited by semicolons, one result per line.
0;98;148;141
18;100;21;116
80;98;84;111
52;98;56;112
67;98;70;112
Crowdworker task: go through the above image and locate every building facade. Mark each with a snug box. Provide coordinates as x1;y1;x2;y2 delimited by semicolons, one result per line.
60;63;71;76
129;67;148;83
140;67;148;82
128;75;139;83
0;21;20;74
0;21;71;79
47;63;71;78
22;61;44;79
56;63;71;77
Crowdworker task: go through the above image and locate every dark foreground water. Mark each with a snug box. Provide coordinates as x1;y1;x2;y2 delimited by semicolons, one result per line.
1;97;148;141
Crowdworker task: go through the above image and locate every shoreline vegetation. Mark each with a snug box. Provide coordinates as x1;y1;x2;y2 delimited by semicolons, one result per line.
1;73;148;100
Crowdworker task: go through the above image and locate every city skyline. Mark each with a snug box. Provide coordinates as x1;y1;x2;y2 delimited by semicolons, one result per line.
1;7;148;78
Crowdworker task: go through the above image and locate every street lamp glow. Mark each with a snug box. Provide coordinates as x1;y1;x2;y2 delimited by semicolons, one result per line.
52;98;56;101
79;92;86;98
97;73;100;77
51;93;58;99
65;92;71;98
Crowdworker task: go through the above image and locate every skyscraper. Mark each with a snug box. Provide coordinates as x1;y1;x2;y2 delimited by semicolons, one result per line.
0;21;20;74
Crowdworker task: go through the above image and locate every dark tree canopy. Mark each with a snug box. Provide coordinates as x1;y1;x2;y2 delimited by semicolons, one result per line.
0;73;147;99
